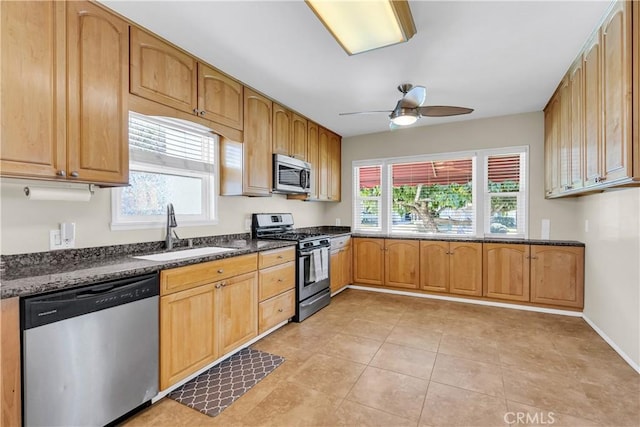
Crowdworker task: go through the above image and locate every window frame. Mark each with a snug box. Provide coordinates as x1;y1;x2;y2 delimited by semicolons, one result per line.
110;114;219;231
352;146;528;239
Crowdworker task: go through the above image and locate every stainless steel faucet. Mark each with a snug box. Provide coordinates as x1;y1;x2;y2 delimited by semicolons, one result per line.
165;203;179;250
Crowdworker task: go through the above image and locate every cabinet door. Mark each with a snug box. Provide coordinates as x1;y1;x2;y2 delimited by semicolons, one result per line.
1;298;21;427
330;249;342;293
243;89;272;195
259;289;295;334
544;95;561;196
530;245;584;308
306;121;320;200
329;132;341;201
259;261;295;301
419;241;450;293
318;126;330;200
483;243;530;302
385;239;419;289
449;242;482;296
569;60;584;191
67;1;128;185
1;1;66;179
601;1;632;183
583;33;602;187
198;63;243;130
342;243;353;288
558;79;572;192
353;238;385;285
130;27;197;114
217;272;258;356
160;284;217;390
272;103;291;155
291;113;308;160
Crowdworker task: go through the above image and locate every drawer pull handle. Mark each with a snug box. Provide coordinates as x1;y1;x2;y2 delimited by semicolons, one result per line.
278;308;284;312
217;269;224;273
277;255;283;259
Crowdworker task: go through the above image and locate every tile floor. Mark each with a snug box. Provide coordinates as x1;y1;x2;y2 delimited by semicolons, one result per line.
124;289;639;427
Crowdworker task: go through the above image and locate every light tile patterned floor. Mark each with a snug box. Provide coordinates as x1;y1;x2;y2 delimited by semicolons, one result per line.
124;289;640;427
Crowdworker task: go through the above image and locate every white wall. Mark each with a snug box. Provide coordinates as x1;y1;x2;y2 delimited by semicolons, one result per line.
0;179;327;255
325;112;581;240
578;188;640;367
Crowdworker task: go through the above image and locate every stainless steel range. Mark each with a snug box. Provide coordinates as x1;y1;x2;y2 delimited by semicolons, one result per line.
252;213;331;321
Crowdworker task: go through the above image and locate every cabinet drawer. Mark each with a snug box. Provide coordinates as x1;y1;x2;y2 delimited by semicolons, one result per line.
259;261;295;301
331;235;351;251
160;253;257;295
258;247;295;269
258;289;295;333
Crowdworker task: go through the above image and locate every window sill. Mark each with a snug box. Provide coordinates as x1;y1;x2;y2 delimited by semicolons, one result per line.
110;220;219;231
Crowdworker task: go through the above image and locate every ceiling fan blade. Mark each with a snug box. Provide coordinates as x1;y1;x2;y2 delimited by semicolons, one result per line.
417;106;474;117
339;110;392;116
400;85;427;108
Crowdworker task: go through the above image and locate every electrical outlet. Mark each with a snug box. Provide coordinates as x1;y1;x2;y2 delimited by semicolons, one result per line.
244;218;252;231
335;218;341;226
50;230;62;250
50;223;76;250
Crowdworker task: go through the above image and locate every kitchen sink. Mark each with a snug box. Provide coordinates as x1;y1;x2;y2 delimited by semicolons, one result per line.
133;247;236;262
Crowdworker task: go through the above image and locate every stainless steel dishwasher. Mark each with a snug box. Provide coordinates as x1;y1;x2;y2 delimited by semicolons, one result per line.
22;273;159;427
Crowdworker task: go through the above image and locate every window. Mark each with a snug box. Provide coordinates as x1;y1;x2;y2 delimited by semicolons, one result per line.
111;112;218;230
353;147;528;238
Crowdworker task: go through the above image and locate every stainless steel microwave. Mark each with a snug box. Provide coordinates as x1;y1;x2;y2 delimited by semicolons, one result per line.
273;154;311;194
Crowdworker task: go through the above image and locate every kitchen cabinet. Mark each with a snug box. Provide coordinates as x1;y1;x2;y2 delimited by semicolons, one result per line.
544;0;638;197
291;113;308;160
1;298;20;427
318;127;330;200
329;131;342;201
353;238;385;285
483;243;530;302
258;247;296;333
420;241;482;296
130;28;243;131
419;241;450;292
218;272;258;355
330;236;352;293
159;253;258;389
306;121;320;200
272;103;292;155
385;239;420;289
243;89;273;196
530;245;584;308
1;0;129;186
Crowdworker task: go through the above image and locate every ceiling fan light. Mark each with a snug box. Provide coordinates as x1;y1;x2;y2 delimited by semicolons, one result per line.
390;114;418;126
305;0;416;55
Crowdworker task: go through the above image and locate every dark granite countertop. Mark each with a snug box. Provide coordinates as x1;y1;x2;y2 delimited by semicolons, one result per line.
350;233;584;247
295;226;352;238
0;236;296;299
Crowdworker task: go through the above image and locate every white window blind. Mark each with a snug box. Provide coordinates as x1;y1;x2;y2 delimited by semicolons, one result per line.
354;165;382;231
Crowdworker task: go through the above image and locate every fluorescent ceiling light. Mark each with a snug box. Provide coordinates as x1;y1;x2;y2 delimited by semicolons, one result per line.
306;0;416;55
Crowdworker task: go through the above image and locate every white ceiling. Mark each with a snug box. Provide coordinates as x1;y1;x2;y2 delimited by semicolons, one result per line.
101;0;612;138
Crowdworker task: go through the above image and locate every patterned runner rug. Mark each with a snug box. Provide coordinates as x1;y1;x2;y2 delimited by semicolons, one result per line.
168;347;285;417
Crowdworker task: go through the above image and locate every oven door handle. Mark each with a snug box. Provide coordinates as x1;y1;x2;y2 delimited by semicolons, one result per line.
299;246;330;256
300;290;330;308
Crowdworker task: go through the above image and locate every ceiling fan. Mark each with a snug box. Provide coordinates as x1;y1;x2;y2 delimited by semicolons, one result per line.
340;84;474;129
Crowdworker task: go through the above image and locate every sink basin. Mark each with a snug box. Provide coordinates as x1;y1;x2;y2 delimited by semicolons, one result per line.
134;247;236;262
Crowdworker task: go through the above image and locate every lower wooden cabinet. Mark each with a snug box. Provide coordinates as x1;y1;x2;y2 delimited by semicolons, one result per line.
330;236;353;293
353;238;385;285
259;289;295;333
159;262;258;390
1;298;21;427
258;247;296;333
385;239;420;289
449;242;483;296
483;243;530;302
530;245;584;308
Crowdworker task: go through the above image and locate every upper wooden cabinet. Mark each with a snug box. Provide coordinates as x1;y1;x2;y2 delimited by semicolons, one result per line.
291;114;308;160
243;89;273;196
329;131;342;201
545;0;638;197
306;121;320;199
130;28;243;131
198;64;243;130
483;243;530;302
272;103;292;155
1;1;129;185
315;126;341;201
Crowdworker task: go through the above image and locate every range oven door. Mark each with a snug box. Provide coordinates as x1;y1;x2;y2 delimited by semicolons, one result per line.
298;247;330;301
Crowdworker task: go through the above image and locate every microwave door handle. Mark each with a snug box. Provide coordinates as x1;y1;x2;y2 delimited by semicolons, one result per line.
300;170;308;189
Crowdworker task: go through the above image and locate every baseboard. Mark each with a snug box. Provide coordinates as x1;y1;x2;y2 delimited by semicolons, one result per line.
152;319;290;402
347;285;583;317
581;314;640;374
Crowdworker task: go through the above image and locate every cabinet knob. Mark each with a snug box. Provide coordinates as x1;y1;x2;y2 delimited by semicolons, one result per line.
217;269;224;274
199;110;206;116
277;255;283;259
595;176;607;183
278;308;284;313
70;171;79;178
57;170;66;177
215;284;222;289
530;256;538;260
193;108;199;115
278;278;283;282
